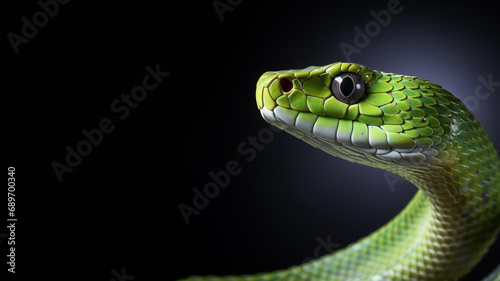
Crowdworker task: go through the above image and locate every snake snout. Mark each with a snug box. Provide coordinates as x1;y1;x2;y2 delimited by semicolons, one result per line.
256;72;279;110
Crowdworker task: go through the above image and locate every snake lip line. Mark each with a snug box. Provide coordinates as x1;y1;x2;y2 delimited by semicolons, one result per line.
260;105;442;169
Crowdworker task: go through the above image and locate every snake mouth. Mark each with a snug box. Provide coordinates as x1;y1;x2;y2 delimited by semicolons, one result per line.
260;104;442;169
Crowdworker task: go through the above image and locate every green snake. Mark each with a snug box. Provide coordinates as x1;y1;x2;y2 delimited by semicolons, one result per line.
182;62;500;281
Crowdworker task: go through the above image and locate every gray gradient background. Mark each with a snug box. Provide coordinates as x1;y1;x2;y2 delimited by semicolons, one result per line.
5;0;499;280
176;1;500;280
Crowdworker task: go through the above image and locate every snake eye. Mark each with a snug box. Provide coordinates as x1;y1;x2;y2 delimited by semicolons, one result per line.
331;73;366;104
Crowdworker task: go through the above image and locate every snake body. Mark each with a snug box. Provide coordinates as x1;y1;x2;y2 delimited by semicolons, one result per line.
182;62;500;280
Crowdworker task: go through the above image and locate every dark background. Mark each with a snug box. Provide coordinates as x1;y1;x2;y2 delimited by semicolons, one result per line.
5;0;500;280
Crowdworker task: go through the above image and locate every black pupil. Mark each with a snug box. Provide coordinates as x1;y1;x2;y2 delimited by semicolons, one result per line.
340;77;354;96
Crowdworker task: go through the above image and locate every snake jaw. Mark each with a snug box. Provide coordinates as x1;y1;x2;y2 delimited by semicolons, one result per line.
256;62;461;169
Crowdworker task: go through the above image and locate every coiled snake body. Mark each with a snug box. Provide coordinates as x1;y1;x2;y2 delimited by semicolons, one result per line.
182;62;500;281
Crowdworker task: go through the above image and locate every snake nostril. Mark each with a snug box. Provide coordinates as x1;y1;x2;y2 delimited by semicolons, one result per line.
279;78;293;92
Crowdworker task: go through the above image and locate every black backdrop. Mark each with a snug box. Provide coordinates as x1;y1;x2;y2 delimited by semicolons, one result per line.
5;0;500;280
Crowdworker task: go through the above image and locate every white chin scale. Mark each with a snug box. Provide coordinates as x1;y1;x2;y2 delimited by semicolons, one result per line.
260;107;442;167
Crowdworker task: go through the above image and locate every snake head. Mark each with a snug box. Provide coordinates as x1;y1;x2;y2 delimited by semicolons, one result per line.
255;62;481;170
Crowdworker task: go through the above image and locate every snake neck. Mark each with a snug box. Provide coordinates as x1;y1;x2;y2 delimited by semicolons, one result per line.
389;124;500;279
